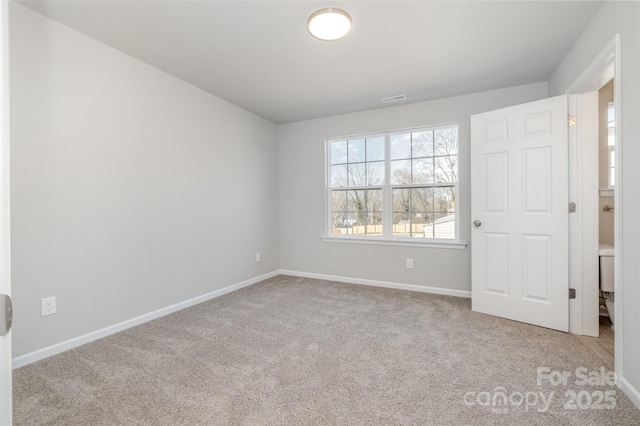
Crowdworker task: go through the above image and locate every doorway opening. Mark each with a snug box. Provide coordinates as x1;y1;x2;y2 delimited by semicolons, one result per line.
567;35;621;377
574;79;615;372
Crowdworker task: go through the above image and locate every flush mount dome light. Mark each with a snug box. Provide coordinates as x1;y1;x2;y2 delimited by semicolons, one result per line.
308;8;352;41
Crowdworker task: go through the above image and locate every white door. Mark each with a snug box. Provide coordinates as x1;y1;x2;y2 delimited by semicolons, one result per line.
471;95;569;332
0;0;11;423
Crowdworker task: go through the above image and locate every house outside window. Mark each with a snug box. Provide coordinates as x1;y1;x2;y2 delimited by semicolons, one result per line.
326;124;459;243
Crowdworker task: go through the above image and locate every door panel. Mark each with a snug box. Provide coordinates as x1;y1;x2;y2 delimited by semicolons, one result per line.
485;153;508;212
485;233;508;294
522;234;551;301
471;95;569;332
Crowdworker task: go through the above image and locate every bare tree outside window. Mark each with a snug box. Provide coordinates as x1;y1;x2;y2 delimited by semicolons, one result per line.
390;126;457;238
330;137;384;235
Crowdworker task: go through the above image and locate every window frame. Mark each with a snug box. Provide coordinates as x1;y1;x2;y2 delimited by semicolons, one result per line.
323;124;466;249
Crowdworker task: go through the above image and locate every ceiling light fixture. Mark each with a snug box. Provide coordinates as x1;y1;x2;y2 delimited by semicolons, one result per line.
308;8;352;41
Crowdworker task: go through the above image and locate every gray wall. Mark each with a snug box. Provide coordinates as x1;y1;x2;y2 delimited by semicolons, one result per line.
548;0;640;403
10;4;279;357
278;83;548;291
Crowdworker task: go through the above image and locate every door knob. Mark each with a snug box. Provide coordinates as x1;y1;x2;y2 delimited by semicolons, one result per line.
473;220;482;227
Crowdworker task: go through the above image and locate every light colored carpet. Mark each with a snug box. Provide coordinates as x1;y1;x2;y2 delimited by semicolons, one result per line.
13;275;640;425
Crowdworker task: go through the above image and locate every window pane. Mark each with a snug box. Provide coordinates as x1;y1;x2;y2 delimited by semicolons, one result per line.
411;212;427;225
348;163;366;186
610;148;615;187
413;158;434;184
390;133;411;160
392;188;411;213
393;212;411;222
366;137;385;161
346;190;359;211
331;190;347;211
432;213;456;239
422;223;433;238
367;189;383;212
392;212;411;237
331;212;351;234
331;164;348;187
390;160;411;185
346;213;359;235
349;191;371;226
412;131;433;158
348;139;365;163
434;127;458;156
367;161;385;185
412;187;434;213
607;103;614;125
391;187;444;238
435;156;458;183
339;189;383;236
363;197;383;236
611;168;615;186
608;127;615;146
330;141;347;164
434;187;455;212
366;212;383;236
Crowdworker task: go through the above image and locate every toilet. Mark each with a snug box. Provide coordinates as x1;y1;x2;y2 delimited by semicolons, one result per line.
599;243;615;325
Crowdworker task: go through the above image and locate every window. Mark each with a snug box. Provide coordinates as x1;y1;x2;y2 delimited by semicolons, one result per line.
327;124;459;243
607;102;615;188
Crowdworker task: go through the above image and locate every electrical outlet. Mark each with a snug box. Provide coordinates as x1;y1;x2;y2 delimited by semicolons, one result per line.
406;258;413;269
41;296;56;317
256;252;261;262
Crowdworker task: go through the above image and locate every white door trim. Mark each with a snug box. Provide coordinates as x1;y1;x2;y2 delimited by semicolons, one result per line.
0;0;11;423
565;35;621;370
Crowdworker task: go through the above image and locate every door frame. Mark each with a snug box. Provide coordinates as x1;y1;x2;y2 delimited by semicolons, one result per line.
0;0;11;423
567;91;599;337
566;35;621;367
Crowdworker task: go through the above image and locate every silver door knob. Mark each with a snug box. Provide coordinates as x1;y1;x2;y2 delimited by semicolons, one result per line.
473;220;482;227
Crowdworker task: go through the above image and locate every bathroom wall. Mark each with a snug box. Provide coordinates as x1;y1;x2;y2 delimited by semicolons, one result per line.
599;80;614;246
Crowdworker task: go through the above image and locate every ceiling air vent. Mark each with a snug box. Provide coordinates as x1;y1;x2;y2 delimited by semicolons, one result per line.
381;94;407;104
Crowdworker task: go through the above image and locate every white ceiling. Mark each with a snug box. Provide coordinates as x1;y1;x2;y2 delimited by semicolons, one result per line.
18;1;602;124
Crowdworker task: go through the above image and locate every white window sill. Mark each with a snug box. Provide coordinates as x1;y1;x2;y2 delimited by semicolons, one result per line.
321;236;467;250
600;188;614;197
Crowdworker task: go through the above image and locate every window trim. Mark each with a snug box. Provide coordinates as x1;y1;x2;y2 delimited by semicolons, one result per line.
320;235;467;249
324;123;462;246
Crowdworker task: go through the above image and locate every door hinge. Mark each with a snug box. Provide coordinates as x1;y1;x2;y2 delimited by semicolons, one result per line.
568;202;576;213
568;115;576;127
0;294;12;337
569;288;576;299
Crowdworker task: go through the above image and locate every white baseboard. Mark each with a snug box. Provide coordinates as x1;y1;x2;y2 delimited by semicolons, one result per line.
12;270;279;369
619;375;640;411
13;269;469;368
278;269;471;298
